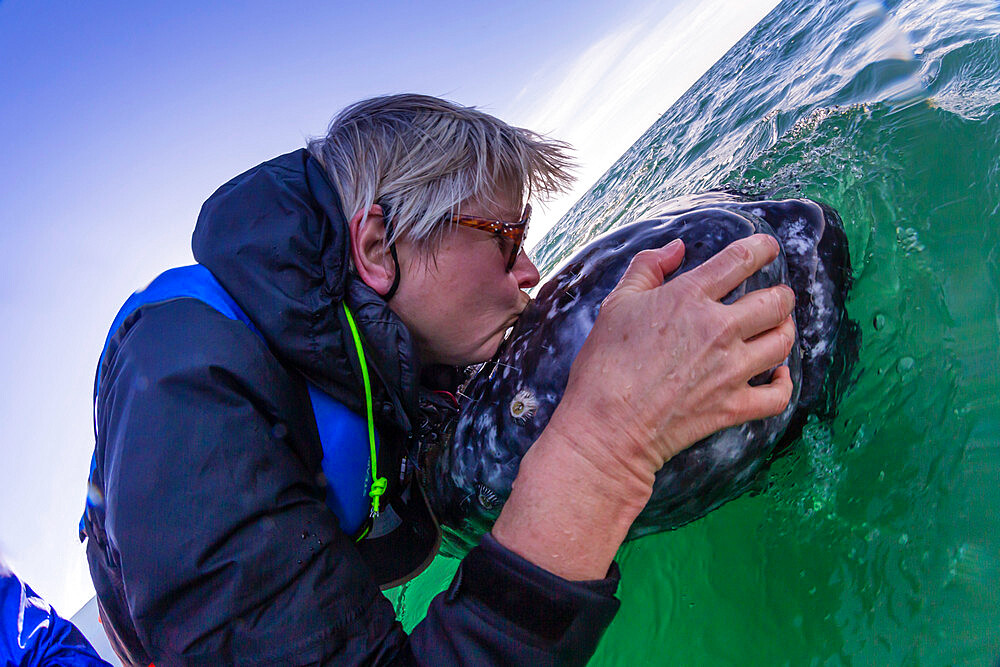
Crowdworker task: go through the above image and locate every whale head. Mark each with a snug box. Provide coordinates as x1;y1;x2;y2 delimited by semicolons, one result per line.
423;193;855;554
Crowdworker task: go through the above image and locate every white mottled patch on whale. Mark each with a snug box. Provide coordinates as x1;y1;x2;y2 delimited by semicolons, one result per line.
707;426;749;463
804;276;833;357
781;216;817;256
473;412;498;450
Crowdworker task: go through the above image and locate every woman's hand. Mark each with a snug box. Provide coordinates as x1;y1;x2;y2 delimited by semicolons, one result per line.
552;234;796;485
492;234;795;581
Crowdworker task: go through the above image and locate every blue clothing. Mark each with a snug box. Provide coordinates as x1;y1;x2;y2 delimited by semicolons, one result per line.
85;263;379;538
0;570;110;666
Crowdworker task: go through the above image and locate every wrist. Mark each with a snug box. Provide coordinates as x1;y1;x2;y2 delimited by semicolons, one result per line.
491;416;653;581
543;392;667;490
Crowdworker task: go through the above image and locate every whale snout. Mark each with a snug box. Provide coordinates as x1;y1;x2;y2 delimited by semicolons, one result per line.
427;192;855;554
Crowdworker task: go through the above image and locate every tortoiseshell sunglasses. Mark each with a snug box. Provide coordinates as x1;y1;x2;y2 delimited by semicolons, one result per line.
449;203;531;271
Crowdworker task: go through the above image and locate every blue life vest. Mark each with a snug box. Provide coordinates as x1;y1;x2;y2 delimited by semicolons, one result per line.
84;264;377;538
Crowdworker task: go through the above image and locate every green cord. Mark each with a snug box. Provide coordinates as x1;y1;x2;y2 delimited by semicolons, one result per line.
342;303;387;524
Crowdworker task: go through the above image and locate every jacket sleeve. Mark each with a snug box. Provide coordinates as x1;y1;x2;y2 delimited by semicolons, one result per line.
94;299;619;666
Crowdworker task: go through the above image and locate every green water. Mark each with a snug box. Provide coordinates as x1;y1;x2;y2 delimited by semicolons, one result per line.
390;0;1000;663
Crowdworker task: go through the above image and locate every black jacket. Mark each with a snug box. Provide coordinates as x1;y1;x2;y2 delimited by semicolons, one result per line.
82;150;620;666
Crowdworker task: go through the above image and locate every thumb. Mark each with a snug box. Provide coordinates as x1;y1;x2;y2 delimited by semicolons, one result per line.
613;239;685;295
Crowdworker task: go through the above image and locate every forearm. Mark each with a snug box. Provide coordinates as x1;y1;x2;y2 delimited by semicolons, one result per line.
491;405;653;581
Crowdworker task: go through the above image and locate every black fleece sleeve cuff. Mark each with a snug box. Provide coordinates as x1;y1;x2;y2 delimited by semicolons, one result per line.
408;533;621;665
450;533;620;642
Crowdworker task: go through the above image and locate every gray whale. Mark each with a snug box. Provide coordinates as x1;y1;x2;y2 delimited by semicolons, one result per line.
424;193;855;554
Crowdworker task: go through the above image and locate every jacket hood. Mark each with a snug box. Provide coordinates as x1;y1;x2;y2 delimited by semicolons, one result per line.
192;149;419;428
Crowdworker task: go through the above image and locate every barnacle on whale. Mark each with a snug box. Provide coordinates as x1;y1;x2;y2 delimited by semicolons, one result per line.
509;389;538;424
476;483;501;510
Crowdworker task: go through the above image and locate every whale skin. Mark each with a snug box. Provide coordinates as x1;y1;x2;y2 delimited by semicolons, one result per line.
424;192;856;554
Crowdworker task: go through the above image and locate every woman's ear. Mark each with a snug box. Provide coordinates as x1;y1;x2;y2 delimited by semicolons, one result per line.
348;204;396;296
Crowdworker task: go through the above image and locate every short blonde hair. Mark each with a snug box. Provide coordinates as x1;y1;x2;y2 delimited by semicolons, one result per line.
307;94;575;252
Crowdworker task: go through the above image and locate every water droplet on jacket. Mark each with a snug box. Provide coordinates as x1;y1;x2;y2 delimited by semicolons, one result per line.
301;530;309;540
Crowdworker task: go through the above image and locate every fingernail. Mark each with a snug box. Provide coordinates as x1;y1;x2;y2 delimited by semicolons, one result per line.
666;239;682;249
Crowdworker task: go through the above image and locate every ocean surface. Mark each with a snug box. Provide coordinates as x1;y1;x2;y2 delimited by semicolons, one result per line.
389;0;1000;663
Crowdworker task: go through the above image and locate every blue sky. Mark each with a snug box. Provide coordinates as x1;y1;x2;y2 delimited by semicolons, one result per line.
0;0;778;615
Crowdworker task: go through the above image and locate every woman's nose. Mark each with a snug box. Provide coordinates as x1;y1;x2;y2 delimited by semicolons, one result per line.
512;249;540;289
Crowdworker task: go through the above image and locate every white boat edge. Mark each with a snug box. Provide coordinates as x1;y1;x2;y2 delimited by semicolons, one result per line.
69;596;123;666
